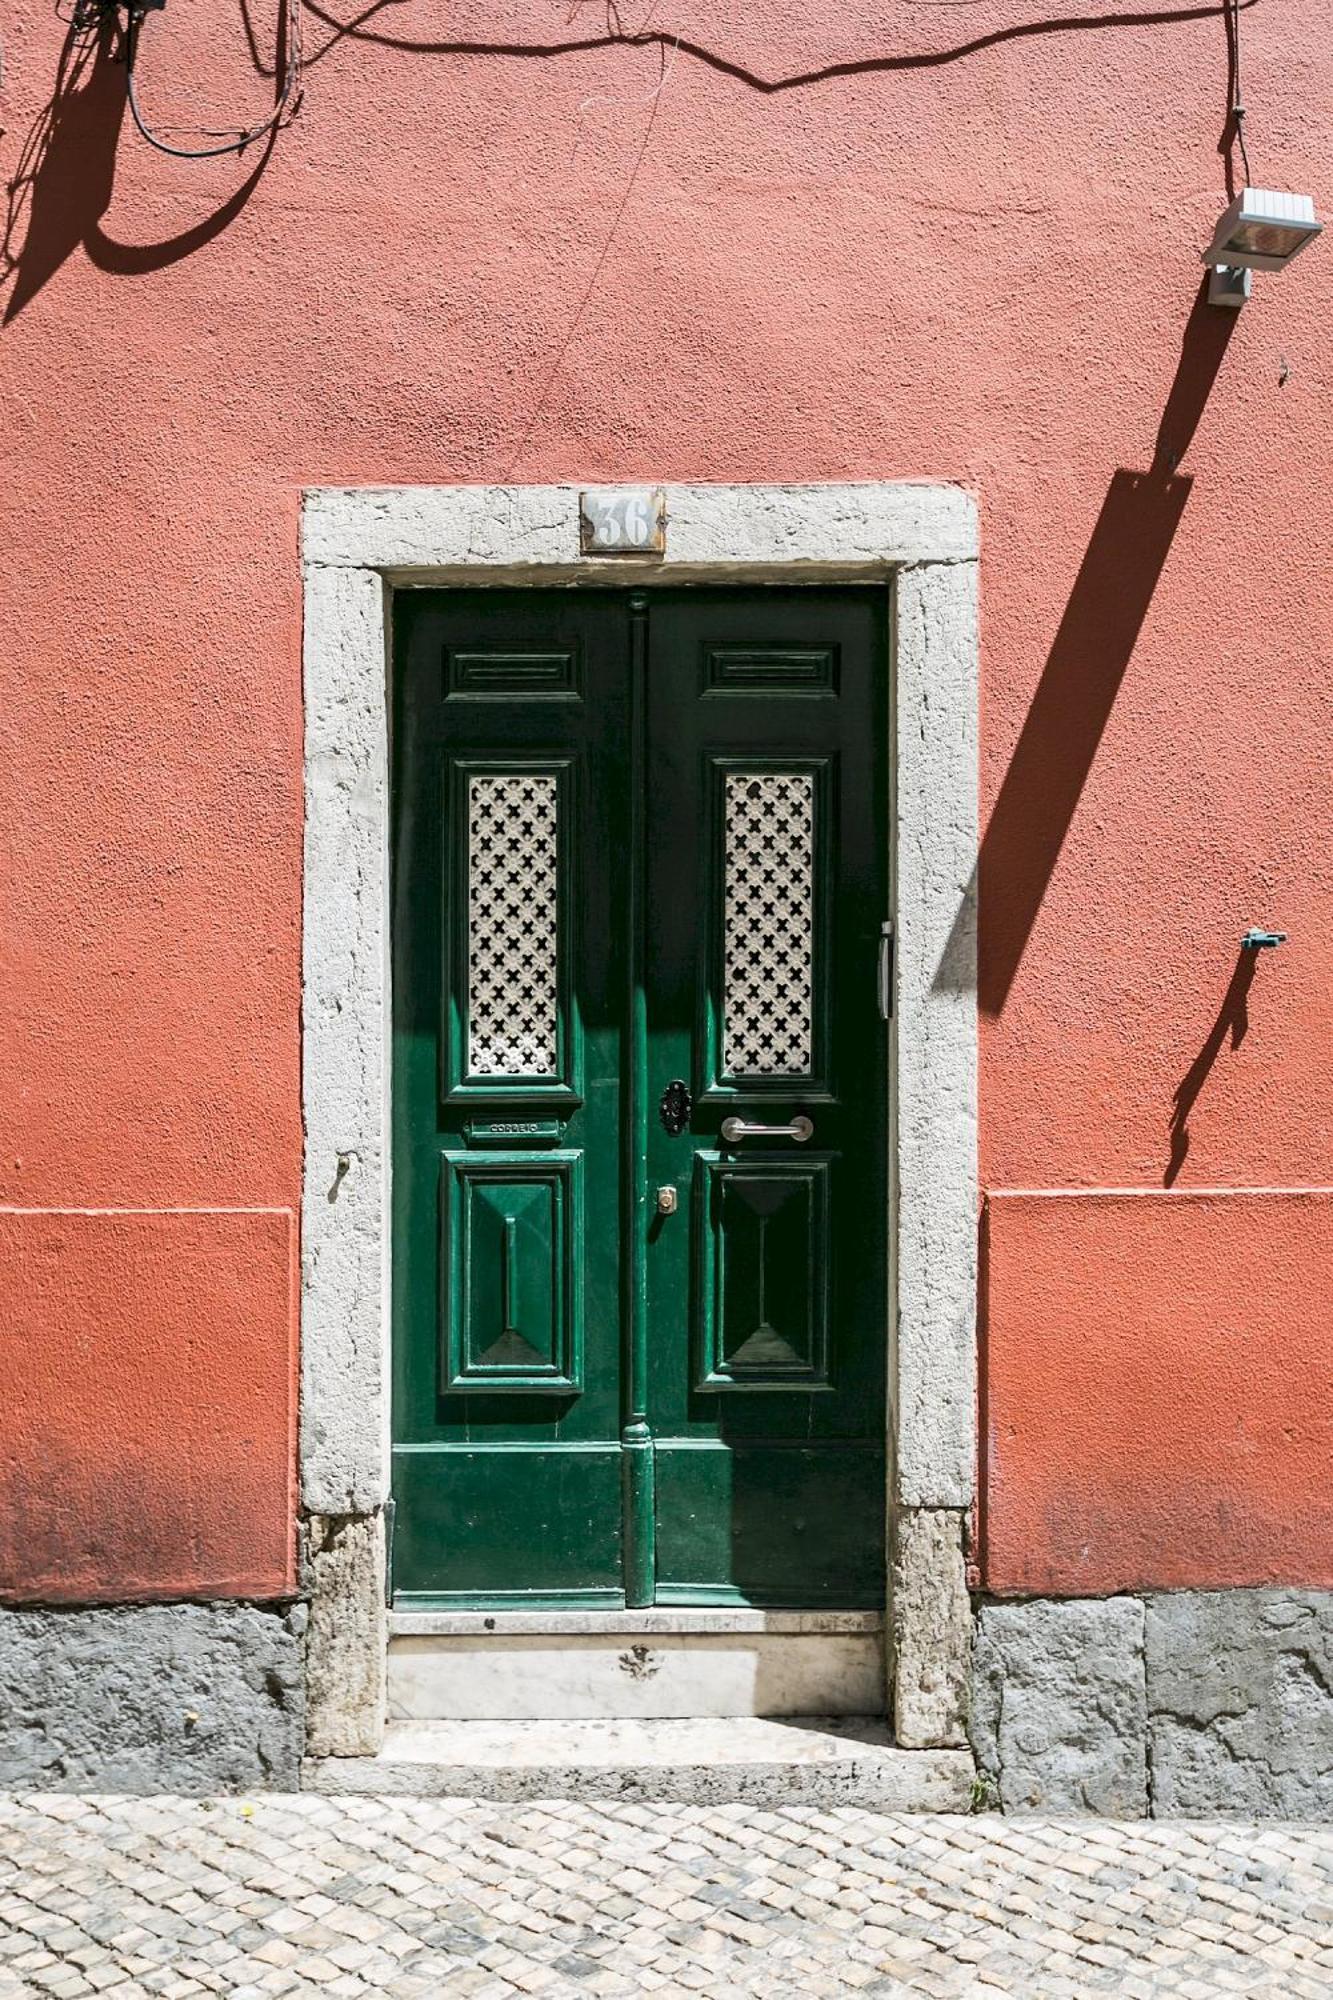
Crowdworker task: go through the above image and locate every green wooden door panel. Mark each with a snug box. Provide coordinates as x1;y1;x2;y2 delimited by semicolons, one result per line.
392;1447;623;1608
392;591;627;1602
652;1442;886;1609
392;585;888;1609
642;588;888;1607
441;1152;582;1395
693;1153;831;1392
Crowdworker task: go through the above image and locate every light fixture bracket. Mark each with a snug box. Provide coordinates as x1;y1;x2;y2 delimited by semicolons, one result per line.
1207;264;1252;310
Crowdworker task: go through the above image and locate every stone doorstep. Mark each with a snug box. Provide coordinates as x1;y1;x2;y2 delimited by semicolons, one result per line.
302;1717;976;1809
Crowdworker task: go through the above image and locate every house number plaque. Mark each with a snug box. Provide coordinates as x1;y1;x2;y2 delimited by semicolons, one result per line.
579;487;667;557
464;1117;563;1148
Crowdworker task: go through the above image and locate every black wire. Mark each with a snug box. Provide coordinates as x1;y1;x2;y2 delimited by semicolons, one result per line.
124;0;300;160
1228;0;1252;183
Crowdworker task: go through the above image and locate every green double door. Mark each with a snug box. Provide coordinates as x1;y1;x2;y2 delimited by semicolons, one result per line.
392;586;889;1609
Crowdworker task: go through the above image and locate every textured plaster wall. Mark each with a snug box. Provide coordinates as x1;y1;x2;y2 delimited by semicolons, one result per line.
0;1210;297;1601
982;1191;1333;1594
0;0;1330;1596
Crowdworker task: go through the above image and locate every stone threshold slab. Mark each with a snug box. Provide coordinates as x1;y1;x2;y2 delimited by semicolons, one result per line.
388;1609;884;1637
304;1718;975;1809
387;1628;884;1722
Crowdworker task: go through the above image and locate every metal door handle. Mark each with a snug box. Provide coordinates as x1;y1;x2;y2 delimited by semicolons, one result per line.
878;920;895;1021
720;1115;814;1144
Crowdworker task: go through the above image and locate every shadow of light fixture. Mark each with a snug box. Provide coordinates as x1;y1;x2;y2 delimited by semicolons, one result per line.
1204;189;1322;308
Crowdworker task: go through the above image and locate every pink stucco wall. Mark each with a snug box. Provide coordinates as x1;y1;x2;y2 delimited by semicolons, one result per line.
0;0;1329;1596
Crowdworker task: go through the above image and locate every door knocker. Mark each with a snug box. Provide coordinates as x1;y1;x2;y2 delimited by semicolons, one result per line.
658;1078;692;1136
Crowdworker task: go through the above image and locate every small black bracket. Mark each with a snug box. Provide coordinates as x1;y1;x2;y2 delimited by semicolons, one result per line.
1241;928;1287;950
658;1078;692;1137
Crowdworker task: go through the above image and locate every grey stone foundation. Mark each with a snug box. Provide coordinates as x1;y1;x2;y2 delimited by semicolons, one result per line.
0;1602;304;1793
972;1589;1333;1819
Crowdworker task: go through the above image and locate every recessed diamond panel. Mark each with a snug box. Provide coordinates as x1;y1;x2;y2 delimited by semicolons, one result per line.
693;1155;832;1392
441;1154;582;1395
722;772;814;1077
467;773;559;1077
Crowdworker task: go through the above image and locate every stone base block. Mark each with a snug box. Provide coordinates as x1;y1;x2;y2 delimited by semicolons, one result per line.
0;1602;304;1792
1147;1591;1333;1819
891;1508;970;1748
972;1597;1148;1815
304;1512;386;1756
973;1587;1333;1819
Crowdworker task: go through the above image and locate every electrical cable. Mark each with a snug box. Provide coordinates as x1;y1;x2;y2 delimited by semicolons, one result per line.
122;0;302;160
1227;0;1252;183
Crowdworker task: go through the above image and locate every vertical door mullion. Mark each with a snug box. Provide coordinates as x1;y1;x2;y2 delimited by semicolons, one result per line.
620;592;655;1606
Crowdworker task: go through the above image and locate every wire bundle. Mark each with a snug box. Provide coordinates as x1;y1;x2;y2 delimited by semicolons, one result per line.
123;0;303;159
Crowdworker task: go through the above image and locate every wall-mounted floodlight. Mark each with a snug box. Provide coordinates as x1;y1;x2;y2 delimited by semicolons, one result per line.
1205;189;1322;308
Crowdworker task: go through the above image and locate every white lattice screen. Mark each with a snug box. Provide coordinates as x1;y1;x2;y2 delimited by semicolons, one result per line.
722;772;814;1076
467;773;559;1076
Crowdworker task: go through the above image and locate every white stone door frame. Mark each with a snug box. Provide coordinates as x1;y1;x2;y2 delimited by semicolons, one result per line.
300;484;979;1758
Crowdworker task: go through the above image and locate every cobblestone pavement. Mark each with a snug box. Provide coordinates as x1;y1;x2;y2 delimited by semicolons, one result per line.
0;1795;1330;1999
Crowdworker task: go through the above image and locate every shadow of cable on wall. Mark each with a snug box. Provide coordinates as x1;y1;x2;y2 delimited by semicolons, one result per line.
0;10;281;323
291;0;1253;84
2;0;1255;325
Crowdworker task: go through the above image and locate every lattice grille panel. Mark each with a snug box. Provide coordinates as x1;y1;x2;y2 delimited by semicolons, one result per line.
722;772;814;1077
467;774;559;1076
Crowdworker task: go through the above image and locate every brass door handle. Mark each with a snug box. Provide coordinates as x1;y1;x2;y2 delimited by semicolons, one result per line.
720;1115;814;1144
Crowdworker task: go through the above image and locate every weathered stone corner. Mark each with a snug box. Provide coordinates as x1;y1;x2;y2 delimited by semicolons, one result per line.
891;1506;971;1749
303;1511;387;1757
